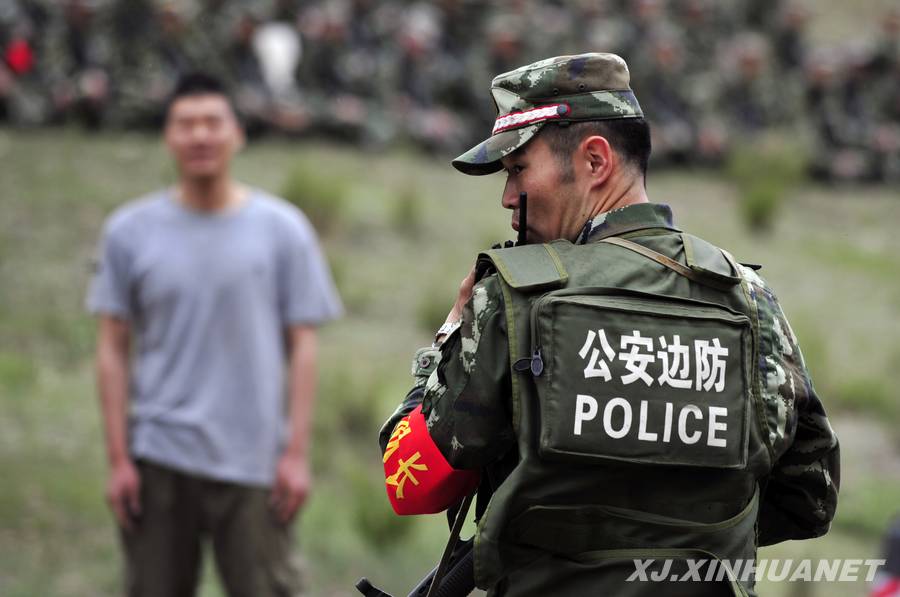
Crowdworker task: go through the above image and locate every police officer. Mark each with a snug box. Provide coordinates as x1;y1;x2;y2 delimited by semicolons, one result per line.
379;53;839;596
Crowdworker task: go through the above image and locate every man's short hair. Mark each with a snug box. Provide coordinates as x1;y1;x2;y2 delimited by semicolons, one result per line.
165;72;239;121
539;118;652;184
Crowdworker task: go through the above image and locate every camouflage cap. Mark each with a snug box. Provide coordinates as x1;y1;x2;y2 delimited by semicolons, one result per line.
452;53;643;176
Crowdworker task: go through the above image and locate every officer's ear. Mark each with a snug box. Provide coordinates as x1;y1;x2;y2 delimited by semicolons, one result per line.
581;135;614;189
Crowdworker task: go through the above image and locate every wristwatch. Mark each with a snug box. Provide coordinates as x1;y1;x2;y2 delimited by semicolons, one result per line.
433;320;461;347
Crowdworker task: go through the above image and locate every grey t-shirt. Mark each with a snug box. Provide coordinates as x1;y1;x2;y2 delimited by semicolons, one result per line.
87;189;342;486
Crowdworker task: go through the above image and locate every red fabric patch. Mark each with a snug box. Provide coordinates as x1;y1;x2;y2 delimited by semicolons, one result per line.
383;405;480;515
5;40;34;75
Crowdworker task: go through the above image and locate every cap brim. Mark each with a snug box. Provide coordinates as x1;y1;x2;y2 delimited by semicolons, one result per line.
451;123;543;176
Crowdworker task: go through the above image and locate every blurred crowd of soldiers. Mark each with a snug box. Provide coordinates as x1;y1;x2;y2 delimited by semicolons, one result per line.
2;0;899;182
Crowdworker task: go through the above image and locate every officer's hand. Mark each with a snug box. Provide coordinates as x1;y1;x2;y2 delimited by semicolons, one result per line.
271;451;311;524
107;458;141;531
446;266;477;326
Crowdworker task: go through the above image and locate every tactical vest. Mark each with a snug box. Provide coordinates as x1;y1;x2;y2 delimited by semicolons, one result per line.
472;231;774;597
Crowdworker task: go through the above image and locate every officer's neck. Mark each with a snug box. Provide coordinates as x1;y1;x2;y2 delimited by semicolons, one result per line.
589;171;649;221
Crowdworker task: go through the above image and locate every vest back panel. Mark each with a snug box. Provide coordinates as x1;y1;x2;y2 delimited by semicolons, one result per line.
473;231;771;596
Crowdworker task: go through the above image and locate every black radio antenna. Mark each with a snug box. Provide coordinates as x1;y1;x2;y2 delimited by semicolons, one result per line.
516;192;527;246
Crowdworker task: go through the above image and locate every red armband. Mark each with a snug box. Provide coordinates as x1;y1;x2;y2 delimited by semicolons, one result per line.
872;577;900;597
382;405;480;515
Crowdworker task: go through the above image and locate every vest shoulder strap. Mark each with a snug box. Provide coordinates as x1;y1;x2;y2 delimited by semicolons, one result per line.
681;233;742;285
478;244;568;292
600;235;740;292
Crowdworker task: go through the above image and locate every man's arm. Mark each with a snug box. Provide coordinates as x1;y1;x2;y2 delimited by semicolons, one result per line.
421;274;515;470
745;269;840;545
271;324;317;523
379;272;513;514
378;266;477;456
758;386;840;545
96;315;140;530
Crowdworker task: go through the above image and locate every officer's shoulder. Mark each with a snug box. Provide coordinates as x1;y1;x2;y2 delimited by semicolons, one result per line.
736;260;779;300
674;232;778;296
478;243;568;292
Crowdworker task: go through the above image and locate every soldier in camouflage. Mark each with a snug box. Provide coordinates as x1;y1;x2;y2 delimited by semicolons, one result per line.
380;54;839;595
379;52;839;596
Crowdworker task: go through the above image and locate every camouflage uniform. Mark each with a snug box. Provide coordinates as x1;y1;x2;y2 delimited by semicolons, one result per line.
380;53;839;596
381;205;839;533
42;0;115;127
0;7;52;126
718;33;786;135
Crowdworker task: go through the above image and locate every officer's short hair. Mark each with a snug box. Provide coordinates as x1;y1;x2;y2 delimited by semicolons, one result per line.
165;72;240;123
539;118;652;184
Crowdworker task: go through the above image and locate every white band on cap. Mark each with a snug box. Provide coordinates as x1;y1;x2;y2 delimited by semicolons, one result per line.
492;103;567;134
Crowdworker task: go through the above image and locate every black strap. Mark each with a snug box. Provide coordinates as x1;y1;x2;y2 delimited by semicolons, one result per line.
425;493;475;597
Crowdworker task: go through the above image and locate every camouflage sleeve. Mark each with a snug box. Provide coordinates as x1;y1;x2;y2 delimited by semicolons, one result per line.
743;267;841;546
382;274;514;471
378;274;513;466
422;274;514;469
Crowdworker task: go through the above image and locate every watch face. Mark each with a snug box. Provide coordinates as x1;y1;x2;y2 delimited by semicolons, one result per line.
434;321;461;348
437;321;460;337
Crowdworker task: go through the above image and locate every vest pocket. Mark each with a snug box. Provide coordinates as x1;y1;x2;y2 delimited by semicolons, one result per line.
511;487;758;565
529;287;753;470
506;548;750;596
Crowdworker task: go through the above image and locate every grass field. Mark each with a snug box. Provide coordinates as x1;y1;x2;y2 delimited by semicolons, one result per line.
0;128;898;597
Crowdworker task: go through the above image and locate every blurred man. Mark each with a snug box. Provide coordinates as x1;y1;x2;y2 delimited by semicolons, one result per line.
630;29;699;164
379;53;839;596
772;0;810;74
45;0;112;128
0;15;51;125
719;33;788;134
805;48;852;181
87;72;342;596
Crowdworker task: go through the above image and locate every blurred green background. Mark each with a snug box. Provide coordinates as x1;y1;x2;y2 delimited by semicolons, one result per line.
2;0;900;592
0;128;898;596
